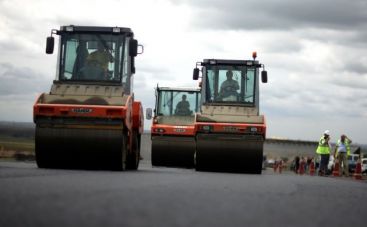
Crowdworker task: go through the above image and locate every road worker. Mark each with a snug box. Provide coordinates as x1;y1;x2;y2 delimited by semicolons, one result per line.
316;130;331;176
334;134;352;177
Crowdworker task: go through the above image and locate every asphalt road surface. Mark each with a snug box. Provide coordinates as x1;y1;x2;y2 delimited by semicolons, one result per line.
0;161;366;227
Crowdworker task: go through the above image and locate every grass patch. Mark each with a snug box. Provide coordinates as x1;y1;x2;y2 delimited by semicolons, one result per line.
0;136;34;152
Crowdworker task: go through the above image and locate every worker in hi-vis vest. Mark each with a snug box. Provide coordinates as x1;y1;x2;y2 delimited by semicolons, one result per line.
334;134;352;177
316;130;331;176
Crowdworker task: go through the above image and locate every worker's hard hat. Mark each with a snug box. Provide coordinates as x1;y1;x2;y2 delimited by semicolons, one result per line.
324;130;330;135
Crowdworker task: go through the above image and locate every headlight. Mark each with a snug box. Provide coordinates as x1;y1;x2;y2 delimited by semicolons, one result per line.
112;27;121;33
153;128;165;133
65;26;74;32
200;125;213;132
209;60;217;64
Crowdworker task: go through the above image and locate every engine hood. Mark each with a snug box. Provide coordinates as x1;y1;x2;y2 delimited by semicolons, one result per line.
39;84;128;106
156;115;196;126
197;105;264;124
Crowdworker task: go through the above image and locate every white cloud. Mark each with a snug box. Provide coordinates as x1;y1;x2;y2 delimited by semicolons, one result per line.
0;0;366;144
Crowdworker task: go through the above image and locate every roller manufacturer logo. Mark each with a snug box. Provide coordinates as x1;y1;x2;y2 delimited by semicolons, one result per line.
174;126;187;133
223;126;239;132
71;108;93;114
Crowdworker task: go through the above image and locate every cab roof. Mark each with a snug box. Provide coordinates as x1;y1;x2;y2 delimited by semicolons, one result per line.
201;59;261;67
157;87;201;92
57;25;134;36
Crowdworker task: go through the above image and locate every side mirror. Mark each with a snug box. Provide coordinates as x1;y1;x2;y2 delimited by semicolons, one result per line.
193;68;199;80
261;70;268;83
146;108;152;120
46;36;54;54
129;39;138;57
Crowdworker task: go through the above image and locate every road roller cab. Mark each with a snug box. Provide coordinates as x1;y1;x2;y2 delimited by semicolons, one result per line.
148;86;201;168
193;54;268;173
33;25;144;170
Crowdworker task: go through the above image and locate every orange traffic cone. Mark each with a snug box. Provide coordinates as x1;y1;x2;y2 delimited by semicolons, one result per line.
332;159;340;177
309;161;315;176
353;159;363;180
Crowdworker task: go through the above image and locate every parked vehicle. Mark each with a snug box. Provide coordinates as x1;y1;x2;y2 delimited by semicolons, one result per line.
361;158;367;174
267;159;275;168
348;154;360;173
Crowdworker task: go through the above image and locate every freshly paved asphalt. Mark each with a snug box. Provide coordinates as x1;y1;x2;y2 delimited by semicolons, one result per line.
0;161;366;227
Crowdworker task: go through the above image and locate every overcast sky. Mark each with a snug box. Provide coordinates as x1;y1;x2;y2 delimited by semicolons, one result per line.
0;0;366;144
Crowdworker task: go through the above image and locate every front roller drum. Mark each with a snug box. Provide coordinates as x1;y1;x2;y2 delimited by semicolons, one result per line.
35;125;127;170
151;136;195;168
195;133;264;174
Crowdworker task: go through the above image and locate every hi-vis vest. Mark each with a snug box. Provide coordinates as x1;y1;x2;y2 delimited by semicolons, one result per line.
336;139;351;156
316;136;331;154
